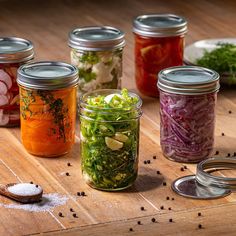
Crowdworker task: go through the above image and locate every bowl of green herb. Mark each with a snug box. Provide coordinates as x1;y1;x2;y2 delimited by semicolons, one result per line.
184;38;236;85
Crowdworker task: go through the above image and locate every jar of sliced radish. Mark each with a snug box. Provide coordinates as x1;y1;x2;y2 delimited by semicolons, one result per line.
158;66;220;163
68;26;125;97
0;37;34;127
79;89;142;191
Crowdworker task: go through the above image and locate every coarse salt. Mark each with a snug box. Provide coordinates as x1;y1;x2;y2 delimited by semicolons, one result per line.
8;183;42;196
0;193;69;212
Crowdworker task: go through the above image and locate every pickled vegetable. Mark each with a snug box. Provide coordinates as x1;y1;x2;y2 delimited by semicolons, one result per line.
80;89;142;190
134;34;184;97
20;87;76;157
71;49;122;96
0;64;21;126
160;91;216;163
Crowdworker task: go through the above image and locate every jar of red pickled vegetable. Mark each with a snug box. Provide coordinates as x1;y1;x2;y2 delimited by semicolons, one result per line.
158;66;220;163
68;26;125;97
17;61;78;157
0;37;34;127
133;14;187;97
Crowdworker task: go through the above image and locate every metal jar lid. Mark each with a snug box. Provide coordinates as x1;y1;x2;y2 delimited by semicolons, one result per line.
17;61;78;90
133;14;187;37
0;37;34;63
158;66;220;95
68;26;125;51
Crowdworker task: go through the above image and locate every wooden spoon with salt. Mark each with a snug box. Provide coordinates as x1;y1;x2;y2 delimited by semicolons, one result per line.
0;183;43;203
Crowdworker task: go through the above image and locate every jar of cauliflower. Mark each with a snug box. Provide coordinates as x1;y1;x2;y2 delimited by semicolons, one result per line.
68;26;125;97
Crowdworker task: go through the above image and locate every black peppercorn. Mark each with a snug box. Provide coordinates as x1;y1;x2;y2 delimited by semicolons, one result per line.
215;150;219;155
144;160;147;164
30;181;33;184
66;172;70;176
169;218;173;223
160;206;164;210
147;160;151;164
171;197;175;200
58;212;63;217
157;170;161;175
35;185;38;188
153;155;157;160
151;218;156;222
163;182;167;186
198;224;202;229
73;213;77;218
168;207;172;210
166;196;170;200
67;162;71;166
227;153;231;157
77;192;81;196
140;206;145;211
81;191;86;196
198;212;201;216
184;165;187;169
234;152;236;157
229;110;232;114
137;221;141;225
70;208;74;212
129;228;133;232
180;167;184;171
222;132;225;136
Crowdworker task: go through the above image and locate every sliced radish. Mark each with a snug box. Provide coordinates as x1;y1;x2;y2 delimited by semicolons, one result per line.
9;112;20;121
0;81;8;95
0;95;9;106
0;109;9;126
0;69;12;89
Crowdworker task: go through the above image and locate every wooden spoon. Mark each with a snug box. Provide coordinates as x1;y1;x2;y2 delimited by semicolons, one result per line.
0;183;43;203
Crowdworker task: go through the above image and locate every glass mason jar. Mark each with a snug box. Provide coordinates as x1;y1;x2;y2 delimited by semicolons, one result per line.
79;89;142;191
0;37;34;127
158;66;220;163
17;61;78;157
133;14;187;97
68;26;125;97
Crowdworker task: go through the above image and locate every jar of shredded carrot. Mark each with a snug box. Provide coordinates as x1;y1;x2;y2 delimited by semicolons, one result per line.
0;37;34;127
17;61;78;157
133;14;187;97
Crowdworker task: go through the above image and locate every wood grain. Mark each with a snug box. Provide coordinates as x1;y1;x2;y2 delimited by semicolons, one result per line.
0;0;236;235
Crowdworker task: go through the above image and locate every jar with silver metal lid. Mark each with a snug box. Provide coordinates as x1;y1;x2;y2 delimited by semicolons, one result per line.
0;37;34;127
157;66;220;163
133;14;187;97
68;26;125;97
17;61;78;157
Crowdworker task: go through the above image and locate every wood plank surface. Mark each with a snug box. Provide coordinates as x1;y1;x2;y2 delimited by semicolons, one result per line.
0;0;236;235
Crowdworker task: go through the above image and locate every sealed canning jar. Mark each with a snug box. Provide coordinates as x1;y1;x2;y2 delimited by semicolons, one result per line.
133;14;187;97
79;89;142;191
0;37;34;127
68;26;125;97
158;66;220;163
17;61;78;157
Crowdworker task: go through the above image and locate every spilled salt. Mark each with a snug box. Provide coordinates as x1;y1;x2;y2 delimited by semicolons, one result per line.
0;193;68;212
8;183;42;196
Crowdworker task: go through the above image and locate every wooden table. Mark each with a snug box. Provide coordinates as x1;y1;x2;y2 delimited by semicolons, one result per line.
1;0;236;235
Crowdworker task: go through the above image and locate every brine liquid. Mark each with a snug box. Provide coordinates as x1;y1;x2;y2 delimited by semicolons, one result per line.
19;87;77;157
134;34;184;97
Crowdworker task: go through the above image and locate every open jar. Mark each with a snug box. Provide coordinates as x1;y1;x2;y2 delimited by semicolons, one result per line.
79;89;142;191
158;66;220;163
17;61;78;157
0;37;34;127
68;26;125;97
133;14;187;97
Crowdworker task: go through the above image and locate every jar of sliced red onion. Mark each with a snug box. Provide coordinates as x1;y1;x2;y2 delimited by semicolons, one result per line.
158;66;220;163
0;37;34;127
